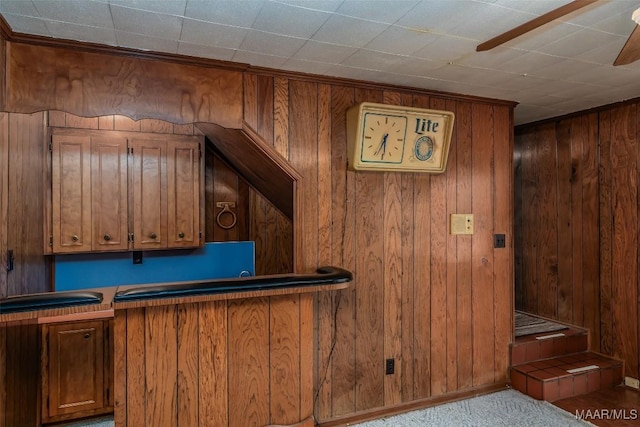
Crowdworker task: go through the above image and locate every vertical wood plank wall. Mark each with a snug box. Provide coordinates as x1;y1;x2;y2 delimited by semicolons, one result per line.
115;296;313;427
515;102;639;379
243;73;514;422
0;40;513;426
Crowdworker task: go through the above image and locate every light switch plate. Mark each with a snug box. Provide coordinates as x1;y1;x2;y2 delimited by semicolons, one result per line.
450;214;473;235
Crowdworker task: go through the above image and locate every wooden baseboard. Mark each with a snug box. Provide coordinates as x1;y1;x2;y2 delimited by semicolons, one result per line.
317;383;508;427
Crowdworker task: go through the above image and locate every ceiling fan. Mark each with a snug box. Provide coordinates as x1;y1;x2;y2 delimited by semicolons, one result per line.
476;0;640;66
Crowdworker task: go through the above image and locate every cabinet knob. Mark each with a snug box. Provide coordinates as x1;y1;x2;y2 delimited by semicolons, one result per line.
178;232;185;238
84;333;91;340
103;234;111;241
71;234;79;242
150;232;157;239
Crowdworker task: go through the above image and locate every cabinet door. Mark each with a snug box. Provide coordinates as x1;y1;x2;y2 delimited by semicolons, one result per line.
167;138;201;248
42;321;105;420
130;137;167;249
51;134;92;253
91;137;128;251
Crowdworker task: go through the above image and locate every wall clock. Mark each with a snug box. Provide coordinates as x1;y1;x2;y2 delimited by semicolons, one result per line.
346;102;455;173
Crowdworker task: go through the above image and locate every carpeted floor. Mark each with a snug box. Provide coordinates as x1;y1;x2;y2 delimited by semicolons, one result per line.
66;390;592;427
354;389;594;427
515;311;568;337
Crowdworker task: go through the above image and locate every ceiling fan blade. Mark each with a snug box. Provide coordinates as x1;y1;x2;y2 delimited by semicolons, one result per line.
614;25;640;66
476;0;598;52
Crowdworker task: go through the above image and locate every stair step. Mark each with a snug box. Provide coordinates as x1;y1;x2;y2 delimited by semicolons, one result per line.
511;352;623;402
511;327;588;365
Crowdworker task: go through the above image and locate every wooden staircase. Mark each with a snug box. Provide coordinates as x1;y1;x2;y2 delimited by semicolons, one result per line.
510;321;624;402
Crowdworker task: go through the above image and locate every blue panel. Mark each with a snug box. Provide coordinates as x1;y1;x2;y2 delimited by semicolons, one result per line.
54;241;255;291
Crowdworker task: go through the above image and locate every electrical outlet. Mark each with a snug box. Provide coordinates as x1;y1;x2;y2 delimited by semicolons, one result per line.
494;234;506;248
385;358;395;375
625;376;640;389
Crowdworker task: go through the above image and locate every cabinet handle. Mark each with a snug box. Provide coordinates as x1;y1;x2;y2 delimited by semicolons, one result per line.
150;232;157;239
84;333;91;340
103;234;111;241
72;234;79;242
178;232;185;238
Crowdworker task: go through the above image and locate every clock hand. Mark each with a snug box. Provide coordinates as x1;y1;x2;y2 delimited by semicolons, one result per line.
374;133;389;159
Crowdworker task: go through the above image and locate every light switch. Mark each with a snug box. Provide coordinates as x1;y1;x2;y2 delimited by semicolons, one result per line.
450;214;474;235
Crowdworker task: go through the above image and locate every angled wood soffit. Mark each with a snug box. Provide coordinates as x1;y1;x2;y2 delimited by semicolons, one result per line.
195;122;301;221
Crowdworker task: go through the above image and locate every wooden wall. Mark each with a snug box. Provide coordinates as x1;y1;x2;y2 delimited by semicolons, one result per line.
0;37;514;426
243;74;514;422
0;111;49;298
114;295;314;427
515;101;639;380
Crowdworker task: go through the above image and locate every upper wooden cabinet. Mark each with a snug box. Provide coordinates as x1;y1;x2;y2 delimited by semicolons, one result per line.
48;128;203;254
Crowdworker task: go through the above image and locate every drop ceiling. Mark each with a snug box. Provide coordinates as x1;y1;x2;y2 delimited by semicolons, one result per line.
1;0;639;125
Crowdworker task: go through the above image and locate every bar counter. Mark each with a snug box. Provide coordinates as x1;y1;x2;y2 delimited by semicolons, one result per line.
0;266;352;427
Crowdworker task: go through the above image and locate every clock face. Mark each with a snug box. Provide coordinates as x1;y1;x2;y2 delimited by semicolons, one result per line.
360;112;407;164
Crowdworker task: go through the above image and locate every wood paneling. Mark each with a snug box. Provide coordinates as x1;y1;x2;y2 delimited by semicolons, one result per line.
1;36;514;427
0;113;8;300
241;74;513;422
6;112;49;295
115;296;313;426
6;43;243;128
2;321;40;427
515;102;639;379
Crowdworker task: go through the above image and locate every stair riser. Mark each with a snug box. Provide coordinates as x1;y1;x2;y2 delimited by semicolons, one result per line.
512;365;623;402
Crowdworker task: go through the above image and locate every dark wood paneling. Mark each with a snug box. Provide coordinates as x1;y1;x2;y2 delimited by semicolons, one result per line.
515;102;639;380
7;43;243;128
1;36;514;426
0;113;7;300
3;321;40;427
7;112;49;296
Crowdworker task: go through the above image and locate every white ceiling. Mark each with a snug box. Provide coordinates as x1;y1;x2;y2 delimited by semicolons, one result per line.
1;0;640;125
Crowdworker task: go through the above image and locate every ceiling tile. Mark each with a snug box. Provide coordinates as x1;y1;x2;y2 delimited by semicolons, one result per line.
395;0;478;35
184;0;264;27
252;1;330;38
111;4;183;39
0;0;40;16
340;49;406;71
537;28;623;57
109;0;187;15
311;14;389;47
32;0;113;28
0;13;50;36
239;29;306;57
335;0;419;24
293;40;357;63
181;18;248;49
46;21;117;45
412;34;478;62
272;0;343;13
366;25;438;56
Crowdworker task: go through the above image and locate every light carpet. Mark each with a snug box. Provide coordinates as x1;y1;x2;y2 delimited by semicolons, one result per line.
61;390;593;427
354;389;593;427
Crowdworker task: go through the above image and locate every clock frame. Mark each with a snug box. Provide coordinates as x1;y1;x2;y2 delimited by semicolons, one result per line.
346;102;455;173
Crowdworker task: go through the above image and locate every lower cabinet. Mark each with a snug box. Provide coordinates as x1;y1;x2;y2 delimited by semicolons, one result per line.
41;318;114;424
